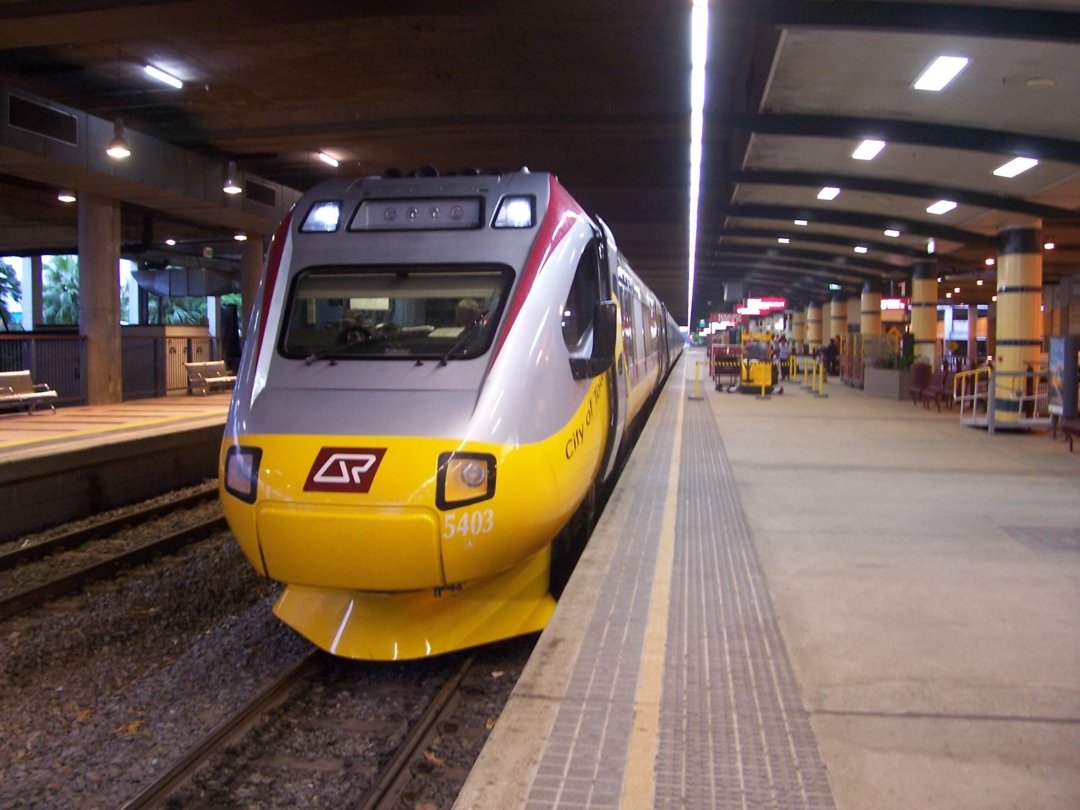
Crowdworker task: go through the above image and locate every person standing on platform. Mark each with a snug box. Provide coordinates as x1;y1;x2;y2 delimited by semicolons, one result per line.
777;336;791;380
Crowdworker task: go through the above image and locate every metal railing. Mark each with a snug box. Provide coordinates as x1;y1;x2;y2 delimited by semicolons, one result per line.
1;333;222;404
953;366;1051;433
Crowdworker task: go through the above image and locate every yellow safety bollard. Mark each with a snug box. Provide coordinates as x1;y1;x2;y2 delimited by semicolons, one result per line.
815;359;829;398
689;360;705;400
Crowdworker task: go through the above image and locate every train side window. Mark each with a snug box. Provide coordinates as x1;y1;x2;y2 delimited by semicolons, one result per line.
562;238;603;350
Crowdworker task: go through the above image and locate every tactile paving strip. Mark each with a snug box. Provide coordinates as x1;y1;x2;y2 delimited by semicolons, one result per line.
523;387;836;809
524;392;678;810
655;398;835;809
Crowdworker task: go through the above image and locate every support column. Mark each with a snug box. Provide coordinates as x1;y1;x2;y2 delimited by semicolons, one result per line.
846;294;861;334
791;309;805;352
994;224;1043;424
830;294;847;348
29;256;44;328
806;302;822;355
78;193;122;404
860;281;882;341
910;264;937;365
241;235;264;335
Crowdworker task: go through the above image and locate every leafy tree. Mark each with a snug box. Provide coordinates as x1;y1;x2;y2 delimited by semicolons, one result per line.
0;260;21;330
147;295;208;325
42;255;79;325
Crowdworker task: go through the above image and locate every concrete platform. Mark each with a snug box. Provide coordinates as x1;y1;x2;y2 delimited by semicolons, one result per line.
0;393;230;539
456;348;1080;810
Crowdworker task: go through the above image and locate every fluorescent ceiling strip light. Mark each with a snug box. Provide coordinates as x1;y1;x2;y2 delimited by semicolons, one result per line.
144;64;183;89
993;157;1038;178
817;186;840;200
687;0;708;328
778;237;790;244
883;229;901;238
794;219;808;226
913;56;969;91
926;199;957;215
318;151;340;167
853;246;868;254
852;139;886;160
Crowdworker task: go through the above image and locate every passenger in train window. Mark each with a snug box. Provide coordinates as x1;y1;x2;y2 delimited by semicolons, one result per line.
455;298;483;328
337;309;372;345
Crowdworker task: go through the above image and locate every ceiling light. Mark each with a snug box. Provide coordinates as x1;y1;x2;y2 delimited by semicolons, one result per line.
913;56;969;91
883;229;900;238
234;233;248;241
926;200;957;215
318;151;339;168
144;64;183;89
854;246;868;254
687;0;708;327
1044;242;1056;250
106;118;131;159
794;219;808;226
992;295;998;302
945;292;953;299
165;238;176;246
954;287;961;293
993;157;1038;178
223;160;242;194
778;237;790;244
817;186;840;200
852;139;886;160
977;279;984;286
985;257;995;266
57;189;76;203
928;240;936;255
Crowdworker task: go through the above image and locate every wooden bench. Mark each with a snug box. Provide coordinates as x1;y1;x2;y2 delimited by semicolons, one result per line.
185;360;237;395
0;370;57;413
916;368;951;411
1060;416;1080;452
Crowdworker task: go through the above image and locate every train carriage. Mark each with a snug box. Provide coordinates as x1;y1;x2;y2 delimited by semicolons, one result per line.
220;169;681;660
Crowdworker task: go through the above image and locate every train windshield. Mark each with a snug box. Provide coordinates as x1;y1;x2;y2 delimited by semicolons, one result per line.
278;264;513;361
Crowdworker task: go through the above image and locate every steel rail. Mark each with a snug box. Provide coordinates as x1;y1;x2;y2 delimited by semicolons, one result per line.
357;653;476;810
0;515;227;621
120;650;324;809
0;483;219;572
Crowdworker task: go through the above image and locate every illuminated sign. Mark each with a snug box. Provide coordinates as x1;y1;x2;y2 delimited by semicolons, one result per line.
737;297;786;316
880;297;909;311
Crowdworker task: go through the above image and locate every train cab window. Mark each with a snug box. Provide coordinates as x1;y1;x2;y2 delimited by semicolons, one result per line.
278;264;512;361
561;238;603;350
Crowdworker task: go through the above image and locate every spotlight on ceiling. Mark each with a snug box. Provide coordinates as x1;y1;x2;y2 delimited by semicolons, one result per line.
223;161;242;194
106;119;131;159
57;189;77;203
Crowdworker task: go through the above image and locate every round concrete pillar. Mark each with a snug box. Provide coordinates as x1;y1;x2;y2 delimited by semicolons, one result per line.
806;302;823;354
994;225;1043;423
78;193;122;405
860;281;882;339
910;263;938;365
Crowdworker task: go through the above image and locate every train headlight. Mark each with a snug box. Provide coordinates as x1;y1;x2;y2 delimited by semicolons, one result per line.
224;446;262;504
300;201;341;232
493;195;535;228
436;452;496;510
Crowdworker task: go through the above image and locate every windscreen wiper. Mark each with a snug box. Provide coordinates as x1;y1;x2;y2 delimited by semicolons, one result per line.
304;349;338;366
438;316;487;367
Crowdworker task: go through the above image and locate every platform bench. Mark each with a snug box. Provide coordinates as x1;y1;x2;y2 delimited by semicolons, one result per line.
185;360;237;395
1060;416;1080;452
0;370;57;413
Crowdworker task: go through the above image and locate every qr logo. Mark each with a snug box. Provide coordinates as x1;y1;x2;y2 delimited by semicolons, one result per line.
304;447;387;492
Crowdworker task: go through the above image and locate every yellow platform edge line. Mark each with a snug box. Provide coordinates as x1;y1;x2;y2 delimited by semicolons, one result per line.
0;409;226;450
619;368;686;808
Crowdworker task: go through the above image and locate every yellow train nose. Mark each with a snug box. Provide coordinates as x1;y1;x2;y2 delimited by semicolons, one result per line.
256;502;443;590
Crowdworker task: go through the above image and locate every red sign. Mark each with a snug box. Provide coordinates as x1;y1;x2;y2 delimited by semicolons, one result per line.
304;447;387;492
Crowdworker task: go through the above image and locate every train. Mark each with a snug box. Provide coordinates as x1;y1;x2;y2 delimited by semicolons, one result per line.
219;168;682;660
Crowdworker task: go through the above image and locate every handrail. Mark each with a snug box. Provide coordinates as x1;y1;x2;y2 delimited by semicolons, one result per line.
953;366;1050;433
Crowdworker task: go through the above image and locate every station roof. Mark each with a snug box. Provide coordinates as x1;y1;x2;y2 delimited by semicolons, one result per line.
0;1;1077;327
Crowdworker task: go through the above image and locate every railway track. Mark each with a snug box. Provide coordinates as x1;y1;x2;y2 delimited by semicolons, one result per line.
0;484;225;620
122;646;517;809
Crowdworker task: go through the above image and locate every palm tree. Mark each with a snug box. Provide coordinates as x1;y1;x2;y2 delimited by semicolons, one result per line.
42;255;79;325
0;260;21;330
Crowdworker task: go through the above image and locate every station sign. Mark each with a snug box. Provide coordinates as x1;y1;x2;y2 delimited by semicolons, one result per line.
736;297;786;316
880;297;909;311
